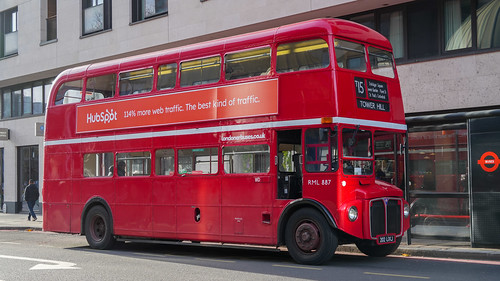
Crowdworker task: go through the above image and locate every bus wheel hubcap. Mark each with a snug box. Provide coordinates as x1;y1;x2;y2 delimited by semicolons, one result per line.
91;217;105;241
295;222;320;251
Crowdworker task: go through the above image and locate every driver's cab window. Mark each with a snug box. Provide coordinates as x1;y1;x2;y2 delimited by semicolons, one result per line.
342;127;373;175
304;127;338;172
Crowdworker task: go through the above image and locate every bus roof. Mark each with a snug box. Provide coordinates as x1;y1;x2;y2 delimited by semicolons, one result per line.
58;18;392;80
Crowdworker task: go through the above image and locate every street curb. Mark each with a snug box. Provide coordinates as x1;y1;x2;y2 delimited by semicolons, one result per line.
0;227;43;231
337;244;500;261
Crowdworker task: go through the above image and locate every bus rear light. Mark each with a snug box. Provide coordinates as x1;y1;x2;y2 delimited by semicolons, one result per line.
321;117;333;124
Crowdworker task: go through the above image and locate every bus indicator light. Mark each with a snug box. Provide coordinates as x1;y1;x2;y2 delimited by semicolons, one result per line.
321;117;333;124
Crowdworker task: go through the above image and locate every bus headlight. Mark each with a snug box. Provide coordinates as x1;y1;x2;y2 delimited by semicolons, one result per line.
404;203;410;218
348;206;358;222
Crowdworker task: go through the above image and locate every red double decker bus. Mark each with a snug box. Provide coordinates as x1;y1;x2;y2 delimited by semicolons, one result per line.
43;18;410;265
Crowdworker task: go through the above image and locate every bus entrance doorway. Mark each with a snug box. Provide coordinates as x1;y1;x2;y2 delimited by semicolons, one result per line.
277;130;302;199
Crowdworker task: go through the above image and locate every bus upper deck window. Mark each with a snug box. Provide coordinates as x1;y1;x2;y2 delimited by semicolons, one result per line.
180;56;221;87
368;47;395;78
276;39;329;73
119;68;154;96
86;74;116;101
54;79;83;105
334;39;366;72
157;63;177;90
225;47;271;80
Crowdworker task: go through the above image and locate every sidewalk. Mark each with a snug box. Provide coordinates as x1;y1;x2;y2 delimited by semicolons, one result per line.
1;212;500;261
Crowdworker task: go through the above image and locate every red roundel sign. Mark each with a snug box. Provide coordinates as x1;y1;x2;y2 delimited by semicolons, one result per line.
477;151;500;172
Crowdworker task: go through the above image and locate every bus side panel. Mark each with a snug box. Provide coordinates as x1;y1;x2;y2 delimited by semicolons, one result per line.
113;177;153;237
278;71;334;120
176;177;221;241
43;180;72;233
152;178;177;238
45;105;77;141
43;150;74;233
221;176;274;244
70;203;84;233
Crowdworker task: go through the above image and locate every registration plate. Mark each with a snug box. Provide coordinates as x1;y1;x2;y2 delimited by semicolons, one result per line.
376;234;395;245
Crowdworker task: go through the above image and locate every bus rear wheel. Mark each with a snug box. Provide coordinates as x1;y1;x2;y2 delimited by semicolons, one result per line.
355;237;401;257
84;205;115;250
285;208;337;265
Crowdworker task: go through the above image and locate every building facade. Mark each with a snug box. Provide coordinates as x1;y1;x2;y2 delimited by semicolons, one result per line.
0;0;499;246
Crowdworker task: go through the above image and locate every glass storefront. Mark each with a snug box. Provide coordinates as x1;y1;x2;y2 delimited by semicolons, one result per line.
408;129;469;240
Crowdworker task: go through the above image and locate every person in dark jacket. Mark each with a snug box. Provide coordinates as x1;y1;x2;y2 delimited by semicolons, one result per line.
24;179;39;221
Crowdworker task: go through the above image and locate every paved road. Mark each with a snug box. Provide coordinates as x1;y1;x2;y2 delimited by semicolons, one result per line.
1;230;499;281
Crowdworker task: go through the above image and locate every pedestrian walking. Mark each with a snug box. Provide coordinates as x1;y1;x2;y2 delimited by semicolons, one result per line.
24;179;39;221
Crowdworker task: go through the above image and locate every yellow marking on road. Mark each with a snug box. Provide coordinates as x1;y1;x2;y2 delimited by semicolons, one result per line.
364;272;430;279
273;264;323;271
195;258;235;263
0;242;21;245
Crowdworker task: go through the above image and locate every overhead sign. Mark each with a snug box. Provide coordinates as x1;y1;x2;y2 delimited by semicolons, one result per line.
76;79;278;133
354;77;390;112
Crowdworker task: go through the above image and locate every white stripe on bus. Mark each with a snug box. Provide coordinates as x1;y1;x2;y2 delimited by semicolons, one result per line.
44;117;406;146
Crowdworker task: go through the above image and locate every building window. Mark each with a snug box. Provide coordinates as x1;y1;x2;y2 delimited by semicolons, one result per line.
32;83;44;114
23;87;32;115
43;0;57;42
12;90;22;117
132;0;168;23
407;0;439;59
477;0;500;49
380;10;404;59
2;91;11;118
0;79;52;119
345;0;499;62
82;0;112;35
1;7;18;57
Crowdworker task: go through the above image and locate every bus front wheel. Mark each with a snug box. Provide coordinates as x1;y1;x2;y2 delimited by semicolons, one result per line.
285;208;338;265
84;205;115;250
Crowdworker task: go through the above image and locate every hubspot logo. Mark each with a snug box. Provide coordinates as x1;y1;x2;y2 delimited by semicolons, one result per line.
477;152;500;172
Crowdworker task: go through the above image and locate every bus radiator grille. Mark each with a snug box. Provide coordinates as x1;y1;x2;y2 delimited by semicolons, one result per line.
370;199;402;238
